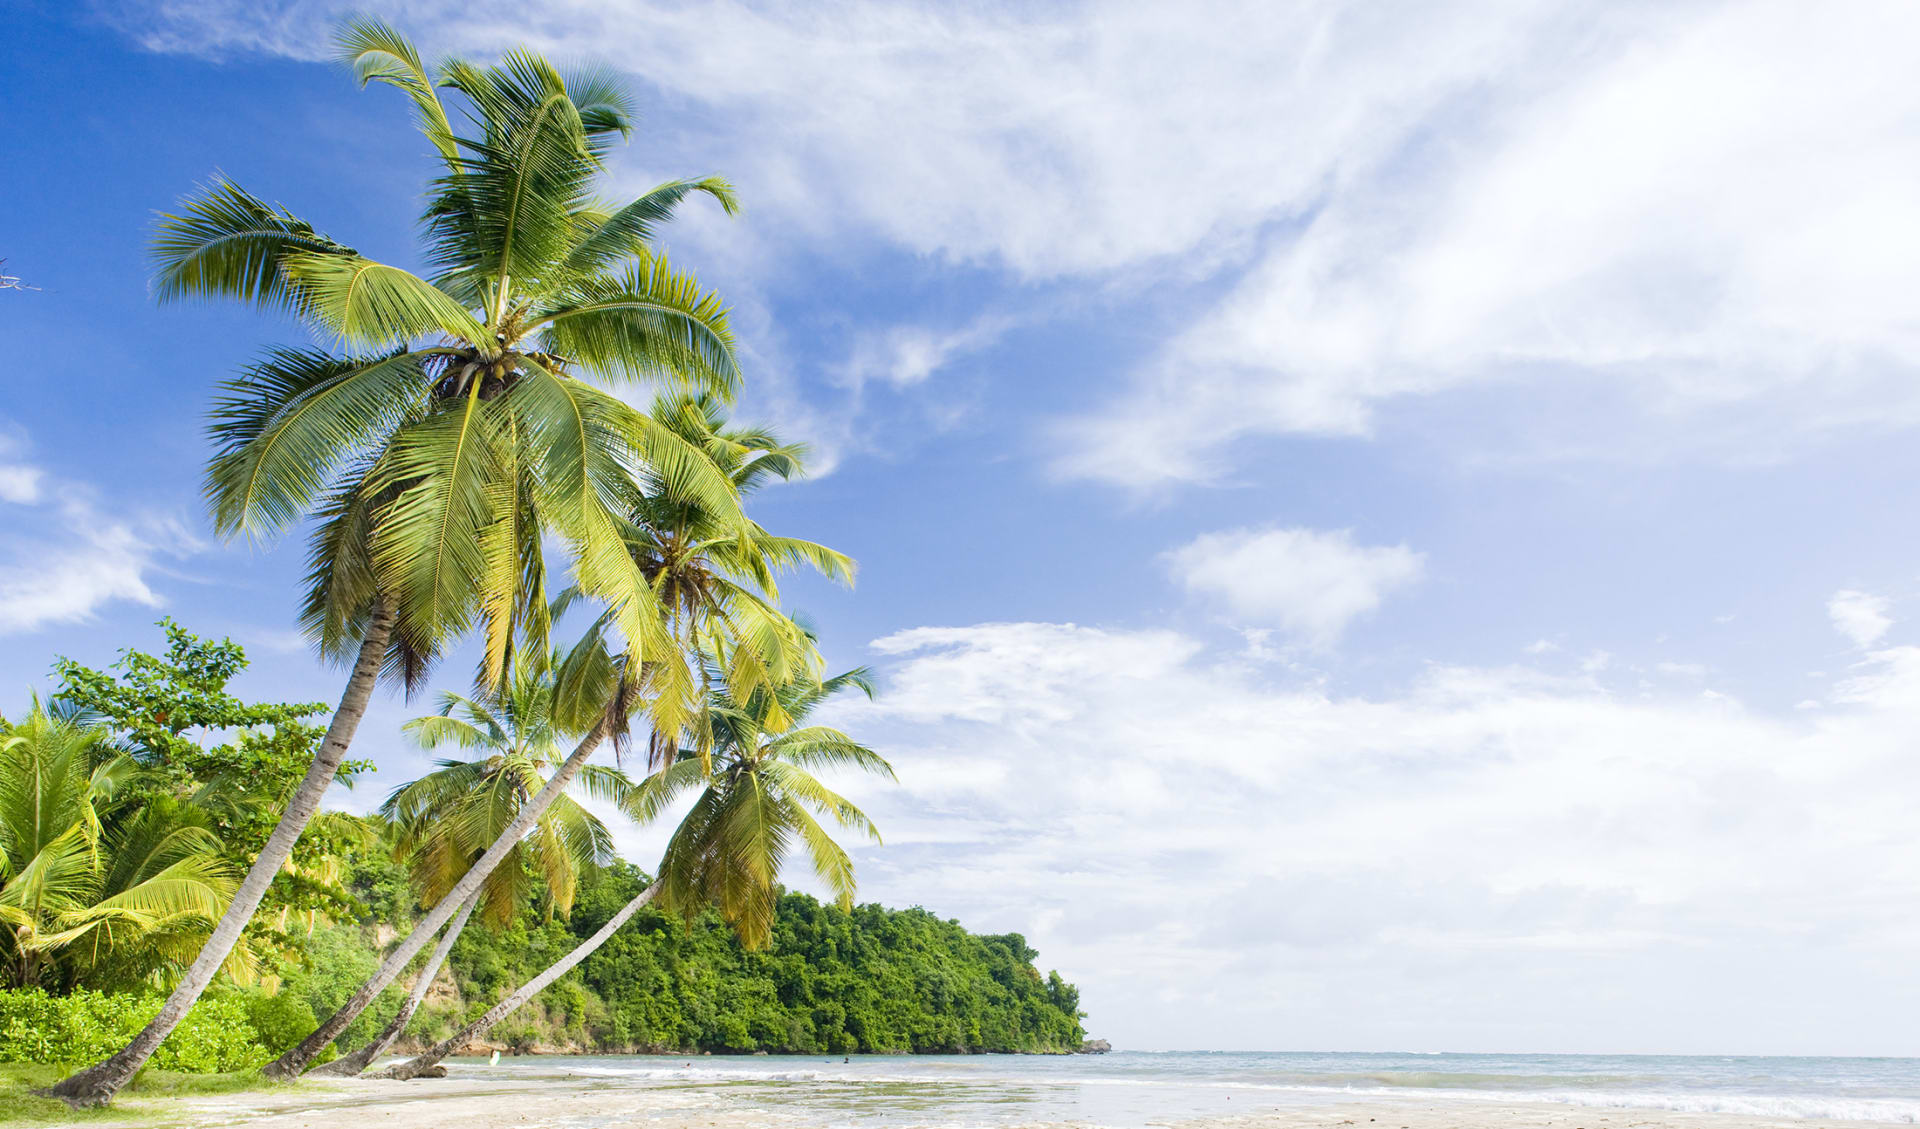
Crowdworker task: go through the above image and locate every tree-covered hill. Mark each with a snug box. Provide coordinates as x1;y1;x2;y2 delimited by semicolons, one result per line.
383;860;1087;1056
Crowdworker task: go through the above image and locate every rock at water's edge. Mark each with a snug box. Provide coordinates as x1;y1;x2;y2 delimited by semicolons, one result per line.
1077;1039;1112;1054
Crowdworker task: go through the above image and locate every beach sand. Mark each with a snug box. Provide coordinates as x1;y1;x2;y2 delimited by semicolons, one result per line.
36;1070;1913;1129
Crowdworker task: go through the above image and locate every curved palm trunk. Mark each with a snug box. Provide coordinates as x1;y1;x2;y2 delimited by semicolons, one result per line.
383;883;657;1080
47;600;396;1108
314;887;480;1077
265;704;617;1079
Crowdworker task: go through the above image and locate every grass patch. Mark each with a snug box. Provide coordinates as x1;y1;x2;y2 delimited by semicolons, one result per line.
0;1063;284;1125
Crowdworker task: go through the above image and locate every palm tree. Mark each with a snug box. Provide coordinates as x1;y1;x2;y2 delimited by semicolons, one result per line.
382;668;892;1078
615;394;855;745
270;403;853;1078
50;21;750;1107
319;658;635;1075
0;704;251;992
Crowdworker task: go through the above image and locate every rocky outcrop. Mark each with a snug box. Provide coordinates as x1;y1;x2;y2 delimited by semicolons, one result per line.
1077;1038;1112;1054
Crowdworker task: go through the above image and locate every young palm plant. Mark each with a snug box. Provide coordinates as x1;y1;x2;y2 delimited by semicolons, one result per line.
319;657;636;1075
50;21;751;1106
382;667;892;1078
0;704;252;992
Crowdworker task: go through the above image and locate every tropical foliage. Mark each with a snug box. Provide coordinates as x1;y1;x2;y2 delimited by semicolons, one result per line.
0;989;288;1073
372;660;891;1078
368;863;1085;1056
182;19;758;720
49;622;368;948
0;703;244;993
642;668;891;948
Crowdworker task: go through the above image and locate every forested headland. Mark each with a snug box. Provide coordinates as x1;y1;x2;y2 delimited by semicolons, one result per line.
293;855;1086;1057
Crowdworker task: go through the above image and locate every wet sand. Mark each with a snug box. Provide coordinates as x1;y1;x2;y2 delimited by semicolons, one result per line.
42;1069;1914;1129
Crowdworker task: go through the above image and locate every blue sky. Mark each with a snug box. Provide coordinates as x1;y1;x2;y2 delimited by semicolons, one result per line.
6;0;1920;1055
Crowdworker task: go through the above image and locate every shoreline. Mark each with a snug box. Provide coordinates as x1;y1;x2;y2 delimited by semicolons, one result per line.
31;1068;1918;1129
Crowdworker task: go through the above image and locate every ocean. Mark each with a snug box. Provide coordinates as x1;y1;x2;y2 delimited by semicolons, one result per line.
459;1050;1920;1126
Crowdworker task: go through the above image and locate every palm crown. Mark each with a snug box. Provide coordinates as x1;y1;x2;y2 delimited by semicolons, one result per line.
170;19;754;734
633;668;894;949
384;652;638;927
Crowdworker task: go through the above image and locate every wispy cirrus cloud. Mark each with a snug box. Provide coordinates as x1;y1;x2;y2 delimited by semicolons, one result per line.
102;1;1920;488
836;315;1013;393
0;431;199;634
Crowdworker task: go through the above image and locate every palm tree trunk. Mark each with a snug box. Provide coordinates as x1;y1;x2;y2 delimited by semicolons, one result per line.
383;883;657;1080
264;703;617;1079
46;599;397;1108
313;887;480;1077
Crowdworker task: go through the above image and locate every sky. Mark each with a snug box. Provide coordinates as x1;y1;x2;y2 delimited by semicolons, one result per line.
4;0;1920;1056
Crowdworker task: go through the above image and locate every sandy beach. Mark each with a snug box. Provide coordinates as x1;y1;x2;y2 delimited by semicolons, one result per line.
31;1069;1914;1129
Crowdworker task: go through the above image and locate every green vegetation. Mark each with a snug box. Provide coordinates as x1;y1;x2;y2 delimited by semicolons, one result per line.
0;622;1085;1079
317;854;1085;1057
554;879;1086;1055
0;990;291;1072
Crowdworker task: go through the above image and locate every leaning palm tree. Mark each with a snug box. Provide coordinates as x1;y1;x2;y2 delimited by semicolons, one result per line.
0;704;251;992
383;667;892;1079
270;403;853;1079
50;20;750;1107
318;658;636;1076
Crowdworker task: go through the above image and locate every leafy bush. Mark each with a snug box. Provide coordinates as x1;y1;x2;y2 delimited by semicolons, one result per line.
239;991;320;1056
0;989;268;1072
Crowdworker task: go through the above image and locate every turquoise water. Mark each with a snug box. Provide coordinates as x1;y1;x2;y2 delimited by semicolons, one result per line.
463;1050;1920;1125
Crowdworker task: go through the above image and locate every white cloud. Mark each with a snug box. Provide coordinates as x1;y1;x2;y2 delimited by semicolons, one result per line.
826;614;1920;1052
0;466;41;504
1163;526;1423;644
0;432;43;504
1829;589;1894;649
102;1;1539;278
1059;0;1920;483
1655;661;1709;679
112;1;1920;485
837;316;1012;392
0;440;199;634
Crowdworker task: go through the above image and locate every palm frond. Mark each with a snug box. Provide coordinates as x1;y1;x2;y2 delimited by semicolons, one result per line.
205;347;425;536
282;253;488;349
366;386;510;653
558;177;738;280
336;17;457;163
531;255;739;397
152;178;354;311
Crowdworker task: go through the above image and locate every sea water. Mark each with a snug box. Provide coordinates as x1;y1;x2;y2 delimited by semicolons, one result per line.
458;1050;1920;1126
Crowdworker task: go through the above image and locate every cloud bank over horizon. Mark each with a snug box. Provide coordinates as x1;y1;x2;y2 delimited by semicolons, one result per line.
783;595;1920;1053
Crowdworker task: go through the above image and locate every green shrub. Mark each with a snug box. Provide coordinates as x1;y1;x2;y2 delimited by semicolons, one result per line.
0;989;269;1073
146;994;259;1073
239;990;319;1056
